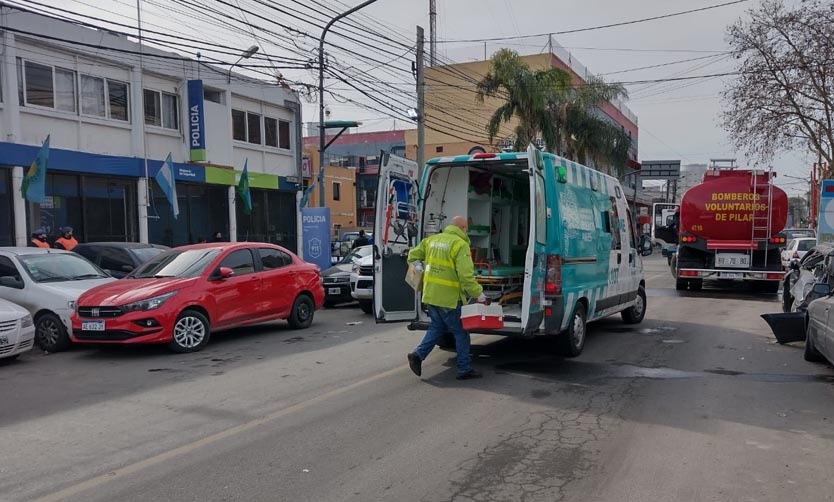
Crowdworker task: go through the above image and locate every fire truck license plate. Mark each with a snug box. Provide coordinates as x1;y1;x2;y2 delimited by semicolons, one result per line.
716;253;750;268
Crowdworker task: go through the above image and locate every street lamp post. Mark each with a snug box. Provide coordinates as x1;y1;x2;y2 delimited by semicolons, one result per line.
228;45;259;83
318;0;380;207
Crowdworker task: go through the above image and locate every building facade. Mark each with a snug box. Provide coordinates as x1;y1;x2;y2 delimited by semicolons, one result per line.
302;146;358;234
405;42;639;174
0;7;302;251
302;130;409;229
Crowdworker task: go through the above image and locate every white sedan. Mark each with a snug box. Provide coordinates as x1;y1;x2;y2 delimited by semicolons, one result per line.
0;298;35;360
781;237;816;269
0;248;115;352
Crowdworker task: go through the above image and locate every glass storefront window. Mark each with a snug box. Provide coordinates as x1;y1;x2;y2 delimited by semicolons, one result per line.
26;173;136;243
38;173;82;237
149;182;228;247
82;177;136;241
236;188;297;253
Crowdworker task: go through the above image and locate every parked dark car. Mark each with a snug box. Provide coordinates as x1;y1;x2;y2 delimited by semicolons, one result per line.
322;245;371;307
74;242;169;278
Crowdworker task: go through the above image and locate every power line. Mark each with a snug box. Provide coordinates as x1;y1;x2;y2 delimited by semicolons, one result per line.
435;0;750;43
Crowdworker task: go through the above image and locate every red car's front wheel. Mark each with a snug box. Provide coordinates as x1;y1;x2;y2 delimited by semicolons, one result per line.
168;309;211;353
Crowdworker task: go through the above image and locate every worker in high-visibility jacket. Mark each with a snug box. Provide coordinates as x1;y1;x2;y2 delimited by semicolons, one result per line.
406;215;487;380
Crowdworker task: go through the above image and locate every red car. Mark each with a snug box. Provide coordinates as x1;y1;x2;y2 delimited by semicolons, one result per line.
71;243;324;352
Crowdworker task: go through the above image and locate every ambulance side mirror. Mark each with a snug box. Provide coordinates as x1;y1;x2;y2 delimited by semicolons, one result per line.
640;235;653;256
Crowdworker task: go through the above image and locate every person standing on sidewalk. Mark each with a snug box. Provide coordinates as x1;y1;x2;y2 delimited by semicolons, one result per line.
28;229;49;248
53;226;79;251
406;215;487;380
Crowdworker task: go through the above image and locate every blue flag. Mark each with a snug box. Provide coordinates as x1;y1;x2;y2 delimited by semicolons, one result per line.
21;135;49;203
155;153;179;219
237;160;252;215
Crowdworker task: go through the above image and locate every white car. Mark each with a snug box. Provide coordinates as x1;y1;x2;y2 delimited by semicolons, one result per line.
0;298;35;360
781;237;816;269
350;254;374;314
0;248;115;352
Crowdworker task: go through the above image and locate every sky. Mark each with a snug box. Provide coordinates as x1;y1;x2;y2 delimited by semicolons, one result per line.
21;0;814;196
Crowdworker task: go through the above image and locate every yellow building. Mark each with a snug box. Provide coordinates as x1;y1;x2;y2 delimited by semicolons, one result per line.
303;147;358;233
405;50;639;173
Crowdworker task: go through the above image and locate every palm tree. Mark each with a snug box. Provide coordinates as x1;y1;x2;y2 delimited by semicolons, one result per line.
475;49;570;152
559;76;631;174
476;49;631;173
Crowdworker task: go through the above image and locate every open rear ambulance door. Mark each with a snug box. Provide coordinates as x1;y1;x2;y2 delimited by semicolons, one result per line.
520;145;547;334
373;153;420;322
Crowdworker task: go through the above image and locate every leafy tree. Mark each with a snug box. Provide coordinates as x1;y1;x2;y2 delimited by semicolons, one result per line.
722;0;834;175
476;49;631;174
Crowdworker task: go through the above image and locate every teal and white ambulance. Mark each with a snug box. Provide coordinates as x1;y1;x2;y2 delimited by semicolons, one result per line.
373;145;653;356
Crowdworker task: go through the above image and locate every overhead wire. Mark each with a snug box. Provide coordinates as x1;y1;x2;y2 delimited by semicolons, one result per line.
434;0;750;43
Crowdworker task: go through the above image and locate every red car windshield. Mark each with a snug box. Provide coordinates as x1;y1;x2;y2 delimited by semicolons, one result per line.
130;249;220;279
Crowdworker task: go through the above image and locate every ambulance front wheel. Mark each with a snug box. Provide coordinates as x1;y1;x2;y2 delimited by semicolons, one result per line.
622;286;646;324
556;301;587;358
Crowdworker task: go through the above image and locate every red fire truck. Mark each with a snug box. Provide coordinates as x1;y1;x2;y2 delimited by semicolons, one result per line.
671;160;788;292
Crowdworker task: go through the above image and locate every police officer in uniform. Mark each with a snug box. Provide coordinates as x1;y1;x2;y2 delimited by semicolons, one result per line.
406;215;487;380
53;226;79;251
29;229;50;248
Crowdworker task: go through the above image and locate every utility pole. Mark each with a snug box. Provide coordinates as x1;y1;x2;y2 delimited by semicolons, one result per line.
416;25;425;177
429;0;436;66
547;33;553;55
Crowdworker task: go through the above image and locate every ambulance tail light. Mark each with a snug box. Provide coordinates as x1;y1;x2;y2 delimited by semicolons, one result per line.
680;270;698;277
545;255;562;296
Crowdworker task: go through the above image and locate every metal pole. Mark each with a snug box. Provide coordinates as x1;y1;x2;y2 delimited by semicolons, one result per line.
416;26;425;178
429;0;437;66
318;0;380;208
137;0;150;243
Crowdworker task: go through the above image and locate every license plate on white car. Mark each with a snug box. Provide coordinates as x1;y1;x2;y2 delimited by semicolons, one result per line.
328;288;341;295
719;272;744;279
82;320;105;331
716;253;750;268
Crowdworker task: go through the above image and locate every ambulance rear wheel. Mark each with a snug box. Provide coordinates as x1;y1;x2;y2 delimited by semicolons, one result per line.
556;301;587;358
622;286;646;324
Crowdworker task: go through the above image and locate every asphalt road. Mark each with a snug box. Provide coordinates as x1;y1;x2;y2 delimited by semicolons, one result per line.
2;254;833;502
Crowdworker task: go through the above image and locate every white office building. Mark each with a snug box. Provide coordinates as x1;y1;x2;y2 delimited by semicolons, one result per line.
0;6;302;251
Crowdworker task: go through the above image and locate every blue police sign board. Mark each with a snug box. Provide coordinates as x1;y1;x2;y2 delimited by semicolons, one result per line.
187;80;206;162
301;207;331;271
818;180;834;244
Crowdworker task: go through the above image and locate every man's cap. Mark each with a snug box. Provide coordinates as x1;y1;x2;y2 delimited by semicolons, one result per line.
32;229;46;236
61;226;73;233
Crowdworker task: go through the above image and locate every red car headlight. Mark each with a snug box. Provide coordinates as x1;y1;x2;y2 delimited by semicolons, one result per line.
121;291;178;313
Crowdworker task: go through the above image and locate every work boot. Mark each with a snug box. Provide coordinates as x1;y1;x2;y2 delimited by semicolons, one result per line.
456;370;482;380
407;352;422;377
